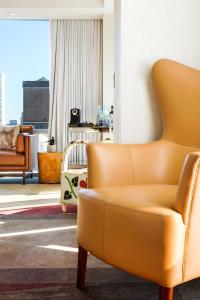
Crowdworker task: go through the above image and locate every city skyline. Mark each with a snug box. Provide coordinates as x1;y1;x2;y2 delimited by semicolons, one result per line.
22;77;49;129
0;20;50;123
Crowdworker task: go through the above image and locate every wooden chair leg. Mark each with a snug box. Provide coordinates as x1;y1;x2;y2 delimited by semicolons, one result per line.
22;172;26;185
159;286;173;300
77;245;88;289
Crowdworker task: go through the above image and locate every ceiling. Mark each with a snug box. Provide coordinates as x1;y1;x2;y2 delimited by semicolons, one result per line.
0;0;114;19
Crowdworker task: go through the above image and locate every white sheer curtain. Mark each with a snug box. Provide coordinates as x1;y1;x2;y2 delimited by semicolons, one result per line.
49;20;103;151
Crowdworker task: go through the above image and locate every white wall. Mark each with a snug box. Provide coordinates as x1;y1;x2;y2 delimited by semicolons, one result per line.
114;0;200;143
103;14;114;110
113;0;121;141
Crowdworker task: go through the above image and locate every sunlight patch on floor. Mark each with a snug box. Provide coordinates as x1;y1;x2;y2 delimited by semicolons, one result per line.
0;225;77;238
38;244;78;253
0;184;61;205
0;193;61;203
0;202;60;213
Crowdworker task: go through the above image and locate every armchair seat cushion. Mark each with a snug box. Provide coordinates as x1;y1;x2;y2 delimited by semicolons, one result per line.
80;184;177;210
78;184;186;287
0;150;25;166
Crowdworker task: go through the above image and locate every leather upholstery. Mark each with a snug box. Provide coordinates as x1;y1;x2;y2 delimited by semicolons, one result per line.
77;59;200;288
16;134;25;153
0;150;25;166
0;125;33;172
175;152;200;283
20;125;33;134
86;140;199;187
152;60;200;147
78;185;185;287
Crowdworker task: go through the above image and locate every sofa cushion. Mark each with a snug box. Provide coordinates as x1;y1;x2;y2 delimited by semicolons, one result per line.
0;125;20;149
0;150;25;166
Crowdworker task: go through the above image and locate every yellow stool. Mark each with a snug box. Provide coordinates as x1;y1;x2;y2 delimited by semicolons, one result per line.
38;152;62;183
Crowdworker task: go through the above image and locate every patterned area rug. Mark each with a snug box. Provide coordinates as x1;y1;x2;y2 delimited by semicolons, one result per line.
1;268;200;299
0;204;76;217
0;187;200;299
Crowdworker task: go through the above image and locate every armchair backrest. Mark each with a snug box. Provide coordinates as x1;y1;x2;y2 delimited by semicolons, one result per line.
87;60;200;188
137;59;200;184
152;61;200;282
152;59;200;148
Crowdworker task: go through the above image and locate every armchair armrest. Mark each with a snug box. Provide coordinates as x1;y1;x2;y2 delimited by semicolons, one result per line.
175;152;200;282
175;152;200;224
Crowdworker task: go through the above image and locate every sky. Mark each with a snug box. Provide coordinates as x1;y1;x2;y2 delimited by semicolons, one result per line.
0;20;50;123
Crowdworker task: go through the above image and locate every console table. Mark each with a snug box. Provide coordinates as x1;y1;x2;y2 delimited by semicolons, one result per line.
67;125;111;144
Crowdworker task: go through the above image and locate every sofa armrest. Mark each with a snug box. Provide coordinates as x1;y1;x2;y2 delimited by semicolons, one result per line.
24;134;32;171
16;134;25;153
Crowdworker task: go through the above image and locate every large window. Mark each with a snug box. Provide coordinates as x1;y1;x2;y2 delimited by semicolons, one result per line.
0;20;50;128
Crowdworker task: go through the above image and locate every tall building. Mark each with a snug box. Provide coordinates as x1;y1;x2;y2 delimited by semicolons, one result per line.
22;77;49;129
0;73;5;125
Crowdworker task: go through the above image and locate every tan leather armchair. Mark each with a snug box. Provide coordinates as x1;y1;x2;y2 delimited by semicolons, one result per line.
77;59;200;300
0;125;33;184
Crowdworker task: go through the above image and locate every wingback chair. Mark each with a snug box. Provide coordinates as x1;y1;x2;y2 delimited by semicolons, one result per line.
0;125;33;184
76;59;200;300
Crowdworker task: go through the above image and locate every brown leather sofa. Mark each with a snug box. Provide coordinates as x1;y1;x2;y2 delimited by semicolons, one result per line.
0;125;33;184
77;59;200;300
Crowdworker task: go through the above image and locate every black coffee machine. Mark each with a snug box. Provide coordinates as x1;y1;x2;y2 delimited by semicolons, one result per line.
70;108;80;125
